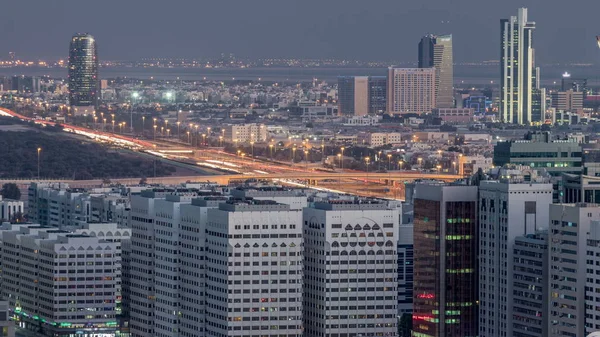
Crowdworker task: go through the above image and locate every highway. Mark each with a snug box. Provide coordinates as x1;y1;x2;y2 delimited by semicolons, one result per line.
0;107;462;199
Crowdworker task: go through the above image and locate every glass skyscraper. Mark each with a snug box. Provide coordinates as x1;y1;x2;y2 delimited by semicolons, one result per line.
68;33;98;109
418;34;454;108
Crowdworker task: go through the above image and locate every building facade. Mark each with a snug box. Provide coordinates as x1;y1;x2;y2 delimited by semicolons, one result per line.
478;176;552;337
205;199;304;337
303;200;399;337
387;68;436;115
548;203;600;337
500;8;539;124
512;232;548;337
69;33;99;112
413;183;479;337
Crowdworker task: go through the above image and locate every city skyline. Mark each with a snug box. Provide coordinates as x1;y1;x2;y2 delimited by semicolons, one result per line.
1;0;599;63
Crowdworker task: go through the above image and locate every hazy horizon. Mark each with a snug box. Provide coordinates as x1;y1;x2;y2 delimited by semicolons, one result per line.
2;0;600;64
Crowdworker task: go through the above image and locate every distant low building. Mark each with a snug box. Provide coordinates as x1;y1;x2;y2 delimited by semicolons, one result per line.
0;196;23;221
432;107;474;123
358;132;403;147
343;115;382;126
223;123;268;143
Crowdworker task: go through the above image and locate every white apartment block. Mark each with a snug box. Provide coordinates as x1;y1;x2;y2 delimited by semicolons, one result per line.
586;221;600;334
0;301;14;337
549;203;600;337
303;200;399;337
512;231;548;337
386;67;436;115
230;187;307;210
478;177;552;337
0;223;123;336
0;196;23;222
205;199;303;337
28;183;90;228
224;123;268;143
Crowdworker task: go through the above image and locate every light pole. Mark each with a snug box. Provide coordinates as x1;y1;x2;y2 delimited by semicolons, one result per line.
387;154;392;171
337;153;342;169
154;125;157;140
142;116;145;133
418;157;423;168
292;145;297;163
187;131;190;144
131;92;139;133
103;118;107;132
37;147;41;179
398;160;403;170
177;121;181;140
452;161;457;174
365;157;370;185
250;141;254;158
219;136;224;147
269;144;274;160
304;150;309;169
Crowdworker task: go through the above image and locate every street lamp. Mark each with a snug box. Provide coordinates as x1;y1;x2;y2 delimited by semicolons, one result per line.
142;116;145;132
202;134;206;146
269;143;274;160
37;147;41;179
131;92;139;133
187;131;190;144
387;154;392;171
452;161;457;173
219;136;224;147
154;125;158;140
250;141;254;158
177;121;181;140
292;145;297;163
337;153;342;169
304;150;309;169
418;157;423;167
398;160;404;170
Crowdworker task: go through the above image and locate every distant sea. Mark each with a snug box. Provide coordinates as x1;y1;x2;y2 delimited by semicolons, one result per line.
1;65;599;86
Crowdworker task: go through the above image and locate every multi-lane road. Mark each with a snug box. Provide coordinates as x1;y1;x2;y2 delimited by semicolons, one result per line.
0;107;461;199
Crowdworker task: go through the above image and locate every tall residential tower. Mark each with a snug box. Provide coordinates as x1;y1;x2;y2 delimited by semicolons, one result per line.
500;8;540;124
68;33;99;114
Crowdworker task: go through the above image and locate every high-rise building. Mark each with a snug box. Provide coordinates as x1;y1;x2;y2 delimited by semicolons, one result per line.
303;200;399;337
338;76;387;115
69;33;99;113
413;183;479;337
478;171;552;337
561;72;588;94
586;221;600;334
548;203;600;337
512;231;548;337
500;8;538;124
419;34;454;108
387;67;436;115
205;199;304;337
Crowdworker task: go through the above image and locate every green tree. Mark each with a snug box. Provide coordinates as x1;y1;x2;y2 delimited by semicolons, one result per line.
1;183;21;200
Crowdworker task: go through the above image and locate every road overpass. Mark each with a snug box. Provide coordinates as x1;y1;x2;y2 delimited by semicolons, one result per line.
1;172;462;189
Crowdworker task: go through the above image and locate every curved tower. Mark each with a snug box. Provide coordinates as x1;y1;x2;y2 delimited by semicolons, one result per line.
68;33;98;112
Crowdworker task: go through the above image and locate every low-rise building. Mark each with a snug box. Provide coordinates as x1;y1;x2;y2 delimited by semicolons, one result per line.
0;196;23;222
223;123;268;143
432;108;474;123
358;132;403;147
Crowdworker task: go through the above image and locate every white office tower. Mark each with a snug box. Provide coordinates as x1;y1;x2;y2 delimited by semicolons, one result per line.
586;221;600;334
549;203;600;337
512;231;548;337
205;199;303;336
0;223;122;336
478;171;552;337
303;200;399;337
0;301;15;337
128;188;224;337
397;223;414;316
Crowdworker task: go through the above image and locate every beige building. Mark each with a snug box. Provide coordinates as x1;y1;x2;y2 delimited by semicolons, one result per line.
223;123;268;143
387;67;436;114
551;89;583;112
358;132;403;147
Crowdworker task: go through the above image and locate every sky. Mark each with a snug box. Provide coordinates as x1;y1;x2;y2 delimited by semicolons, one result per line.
1;0;599;64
